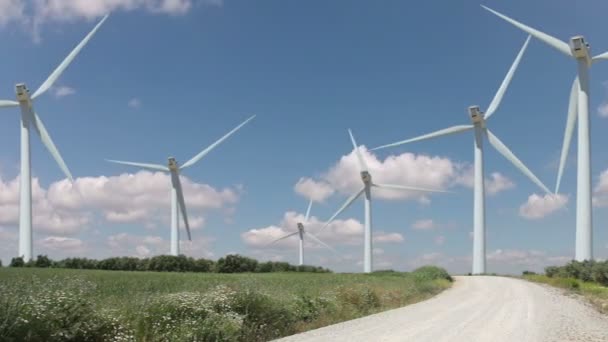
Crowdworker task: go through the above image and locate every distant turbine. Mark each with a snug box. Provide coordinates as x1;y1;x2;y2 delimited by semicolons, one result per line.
322;130;446;273
107;115;255;256
373;36;552;275
267;199;336;265
0;15;109;261
482;5;607;262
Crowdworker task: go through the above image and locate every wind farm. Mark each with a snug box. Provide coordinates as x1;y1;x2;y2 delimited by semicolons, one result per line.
1;1;608;341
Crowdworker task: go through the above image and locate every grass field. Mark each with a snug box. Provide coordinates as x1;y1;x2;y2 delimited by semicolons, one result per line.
0;267;452;341
523;274;608;314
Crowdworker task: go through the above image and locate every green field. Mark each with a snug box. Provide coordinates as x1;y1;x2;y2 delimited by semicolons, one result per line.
0;267;452;341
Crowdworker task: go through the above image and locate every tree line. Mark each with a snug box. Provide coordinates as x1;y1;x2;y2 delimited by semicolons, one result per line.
6;254;332;274
542;260;608;286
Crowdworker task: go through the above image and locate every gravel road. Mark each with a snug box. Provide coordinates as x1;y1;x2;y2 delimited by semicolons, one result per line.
275;276;608;342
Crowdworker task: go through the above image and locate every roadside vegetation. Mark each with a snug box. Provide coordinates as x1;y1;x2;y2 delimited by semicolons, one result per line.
0;264;452;341
522;260;608;314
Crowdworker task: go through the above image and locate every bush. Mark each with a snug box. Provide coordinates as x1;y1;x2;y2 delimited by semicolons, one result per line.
544;260;608;287
9;257;24;268
336;286;381;315
411;266;453;282
34;255;52;268
216;255;258;273
0;277;132;341
522;270;537;276
232;288;295;341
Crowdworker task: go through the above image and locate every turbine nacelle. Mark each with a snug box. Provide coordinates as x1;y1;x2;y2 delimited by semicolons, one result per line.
15;84;31;103
167;157;179;171
360;170;372;184
570;36;592;65
468;106;485;125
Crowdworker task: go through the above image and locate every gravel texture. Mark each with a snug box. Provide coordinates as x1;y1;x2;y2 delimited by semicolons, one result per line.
275;276;608;342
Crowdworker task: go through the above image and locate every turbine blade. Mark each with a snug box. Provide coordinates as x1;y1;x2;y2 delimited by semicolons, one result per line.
30;110;73;181
305;231;338;254
106;159;169;172
372;125;473;150
481;6;572;58
592;51;608;62
0;100;19;108
485;35;531;119
319;187;365;232
348;129;368;172
180;115;255;169
266;231;299;246
373;183;448;193
32;15;109;99
304;198;313;222
556;77;579;193
171;172;191;241
486;129;551;194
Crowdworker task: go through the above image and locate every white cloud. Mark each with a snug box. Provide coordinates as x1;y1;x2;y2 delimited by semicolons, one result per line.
128;98;141;109
242;211;404;249
0;171;239;237
519;193;568;219
294;177;334;202
435;235;446;246
453;166;515;196
38;236;84;251
412;219;436;231
598;103;608;118
321;147;456;201
51;85;75;98
0;0;25;26
593;169;608;207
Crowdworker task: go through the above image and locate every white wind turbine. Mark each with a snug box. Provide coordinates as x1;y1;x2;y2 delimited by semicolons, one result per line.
107;115;255;256
482;6;606;261
267;199;336;265
373;36;552;275
0;15;109;261
321;130;446;273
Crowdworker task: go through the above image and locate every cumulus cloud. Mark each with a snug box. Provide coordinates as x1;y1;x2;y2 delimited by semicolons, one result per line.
38;236;84;250
51;85;75;98
128;98;141;109
320;147;456;201
593;169;608;207
519;193;568;219
598;103;608;118
1;0;222;40
0;171;239;236
294;177;334;202
106;232;214;258
412;219;436;231
242;211;404;250
453;166;515;195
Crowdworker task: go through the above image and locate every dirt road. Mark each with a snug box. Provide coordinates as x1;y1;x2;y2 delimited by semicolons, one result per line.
275;276;608;342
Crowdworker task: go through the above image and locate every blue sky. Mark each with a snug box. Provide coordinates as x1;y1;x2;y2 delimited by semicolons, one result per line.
0;0;607;274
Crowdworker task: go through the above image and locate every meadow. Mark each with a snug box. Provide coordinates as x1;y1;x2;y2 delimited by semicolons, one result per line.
0;266;452;341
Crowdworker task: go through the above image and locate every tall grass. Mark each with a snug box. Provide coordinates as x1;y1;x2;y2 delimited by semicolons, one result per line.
0;266;451;341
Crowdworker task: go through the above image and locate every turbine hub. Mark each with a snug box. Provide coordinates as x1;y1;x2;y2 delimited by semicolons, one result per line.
570;36;592;65
360;171;372;184
167;157;179;171
468;106;485;125
297;223;304;231
15;83;30;103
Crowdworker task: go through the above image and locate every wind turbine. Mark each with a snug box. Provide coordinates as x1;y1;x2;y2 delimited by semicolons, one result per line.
321;130;446;273
107;115;255;256
0;15;109;261
373;36;552;275
482;6;606;262
267;199;336;265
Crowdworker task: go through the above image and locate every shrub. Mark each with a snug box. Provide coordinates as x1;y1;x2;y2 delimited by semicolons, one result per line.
9;257;24;268
0;277;133;341
216;254;258;273
336;286;381;315
292;294;334;322
232;288;296;341
591;262;608;286
522;270;537;275
411;266;453;282
545;266;559;277
34;255;52;268
138;287;243;342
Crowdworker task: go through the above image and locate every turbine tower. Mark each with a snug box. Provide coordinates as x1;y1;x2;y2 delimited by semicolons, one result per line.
373;36;552;274
482;6;607;261
107;115;255;256
0;15;109;261
267;199;336;265
322;130;445;273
